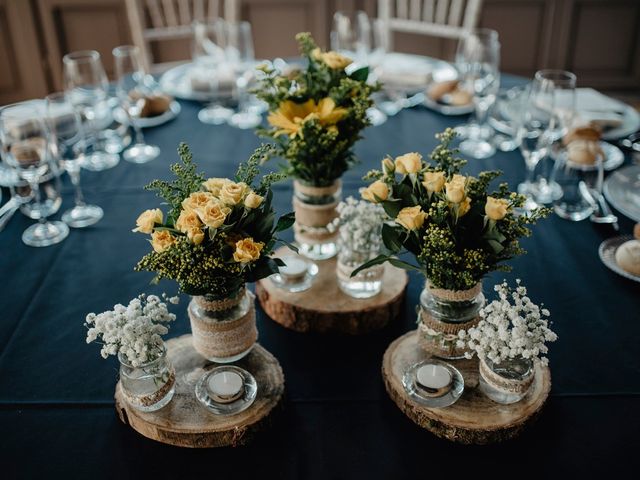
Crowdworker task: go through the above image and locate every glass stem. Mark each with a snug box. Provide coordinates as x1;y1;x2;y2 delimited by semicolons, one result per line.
69;168;85;207
29;180;46;225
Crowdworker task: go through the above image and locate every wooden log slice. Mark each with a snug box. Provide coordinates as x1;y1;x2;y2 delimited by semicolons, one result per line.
114;334;285;448
382;330;551;444
256;247;408;335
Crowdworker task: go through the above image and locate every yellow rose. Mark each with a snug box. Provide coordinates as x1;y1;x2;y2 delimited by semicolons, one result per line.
396;206;427;231
422;171;446;193
175;209;202;233
187;227;205;245
313;48;353;69
361;180;389;203
233;237;264;263
150;230;175;253
132;208;163;234
450;174;466;185
458;197;472;217
485;196;510;221
202;178;230;196
182;191;215;212
445;180;466;203
382;157;395;175
394;152;422;174
219;181;249;206
197;201;230;228
244;192;264;209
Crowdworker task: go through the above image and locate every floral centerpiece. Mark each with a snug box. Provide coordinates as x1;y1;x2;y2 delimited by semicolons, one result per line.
458;280;558;404
133;143;294;362
85;293;178;411
357;128;549;358
254;32;378;259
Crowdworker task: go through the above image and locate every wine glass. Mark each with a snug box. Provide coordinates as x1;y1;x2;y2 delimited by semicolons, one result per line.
455;29;501;159
227;21;263;130
46;92;103;227
331;11;353;54
112;45;161;164
0;102;69;247
63;50;120;171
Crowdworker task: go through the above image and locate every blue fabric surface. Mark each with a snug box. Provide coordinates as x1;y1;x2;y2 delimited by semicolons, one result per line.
0;74;639;476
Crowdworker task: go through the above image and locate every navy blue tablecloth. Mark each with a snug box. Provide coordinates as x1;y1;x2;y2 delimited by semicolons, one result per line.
1;75;639;477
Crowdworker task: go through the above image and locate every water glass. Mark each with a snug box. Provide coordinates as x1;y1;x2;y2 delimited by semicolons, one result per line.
553;150;604;221
227;22;262;129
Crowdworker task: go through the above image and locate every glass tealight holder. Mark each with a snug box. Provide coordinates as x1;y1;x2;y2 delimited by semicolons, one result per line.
195;365;257;416
402;359;464;408
479;356;534;405
336;237;384;299
269;255;318;293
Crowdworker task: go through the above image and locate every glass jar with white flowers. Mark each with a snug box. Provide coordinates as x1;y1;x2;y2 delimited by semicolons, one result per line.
134;144;294;363
85;293;178;412
458;280;558;404
332;196;387;298
355;129;549;359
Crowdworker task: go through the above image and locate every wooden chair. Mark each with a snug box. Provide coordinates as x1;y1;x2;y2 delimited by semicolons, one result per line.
125;0;240;73
377;0;483;49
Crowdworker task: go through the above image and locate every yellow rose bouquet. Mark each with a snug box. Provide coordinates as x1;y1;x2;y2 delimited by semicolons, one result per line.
134;144;294;297
356;128;549;291
254;32;377;186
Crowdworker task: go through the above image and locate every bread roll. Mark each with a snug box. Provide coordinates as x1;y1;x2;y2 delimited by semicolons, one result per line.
566;140;604;166
427;80;458;101
615;240;640;276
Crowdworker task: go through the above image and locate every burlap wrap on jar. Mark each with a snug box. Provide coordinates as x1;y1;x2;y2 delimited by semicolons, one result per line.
292;179;341;245
188;288;257;362
418;282;483;359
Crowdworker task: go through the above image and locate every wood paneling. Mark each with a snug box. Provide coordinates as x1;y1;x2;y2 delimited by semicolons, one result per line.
0;0;49;104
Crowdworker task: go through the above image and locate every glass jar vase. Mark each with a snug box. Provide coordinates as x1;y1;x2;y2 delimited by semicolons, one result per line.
188;287;257;363
479;356;535;404
418;282;484;359
293;179;341;260
336;233;384;299
118;344;175;412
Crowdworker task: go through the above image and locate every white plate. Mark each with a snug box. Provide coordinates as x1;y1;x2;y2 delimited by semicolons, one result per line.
160;63;234;102
603;164;640;222
423;95;474;116
553;141;625;172
375;53;457;92
601;104;640;141
113;101;181;128
598;235;640;283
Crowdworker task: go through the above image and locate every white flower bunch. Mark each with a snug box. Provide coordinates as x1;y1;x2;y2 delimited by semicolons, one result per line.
457;280;558;366
85;294;179;367
332;196;386;251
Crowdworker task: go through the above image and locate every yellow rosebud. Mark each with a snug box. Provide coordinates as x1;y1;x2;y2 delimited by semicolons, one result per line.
315;50;353;69
133;208;163;234
422;171;446;193
450;174;466;185
394;152;422;175
445;180;466;203
182;191;215;212
202;178;230;196
485;196;510;221
187;227;205;245
233;237;264;263
219;181;249;206
382;157;395;175
197;201;230;228
361;180;389;203
396;206;427;231
458;197;472;217
175;209;202;233
150;230;175;253
244;192;264;209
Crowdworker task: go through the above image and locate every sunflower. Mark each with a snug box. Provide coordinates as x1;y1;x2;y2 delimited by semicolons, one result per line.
267;98;347;137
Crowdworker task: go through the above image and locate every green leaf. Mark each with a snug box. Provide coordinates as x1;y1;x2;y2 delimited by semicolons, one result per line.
349;66;369;82
387;258;424;273
275;212;295;232
381;223;403;252
350;254;392;277
381;198;403;219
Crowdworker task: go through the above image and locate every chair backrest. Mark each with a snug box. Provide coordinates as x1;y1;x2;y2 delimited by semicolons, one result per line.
378;0;483;49
125;0;240;73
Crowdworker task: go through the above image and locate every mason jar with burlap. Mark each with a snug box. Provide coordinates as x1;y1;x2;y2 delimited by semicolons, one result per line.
188;287;258;363
292;179;341;260
417;282;484;359
478;356;535;404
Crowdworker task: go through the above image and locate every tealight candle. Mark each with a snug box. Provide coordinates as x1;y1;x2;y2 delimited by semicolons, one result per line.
279;256;308;282
416;364;452;397
207;371;244;404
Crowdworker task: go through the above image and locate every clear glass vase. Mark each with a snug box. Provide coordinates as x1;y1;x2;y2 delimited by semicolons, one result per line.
479;356;535;404
336;235;384;299
188;287;257;363
118;344;175;412
418;283;484;359
293;179;341;260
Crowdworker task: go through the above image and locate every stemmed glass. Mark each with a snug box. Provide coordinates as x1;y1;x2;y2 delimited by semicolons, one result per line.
63;50;120;171
455;29;501;159
227;21;262;129
46;92;103;227
0;102;69;247
112;45;161;164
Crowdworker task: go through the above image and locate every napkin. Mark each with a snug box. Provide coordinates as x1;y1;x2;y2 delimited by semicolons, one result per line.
560;88;627;128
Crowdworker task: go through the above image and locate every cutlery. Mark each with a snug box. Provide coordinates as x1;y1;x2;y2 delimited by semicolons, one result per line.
0;198;20;232
579;181;619;230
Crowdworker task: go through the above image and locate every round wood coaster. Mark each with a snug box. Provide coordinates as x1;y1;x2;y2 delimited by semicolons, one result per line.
256;247;408;334
114;334;284;448
382;330;551;444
